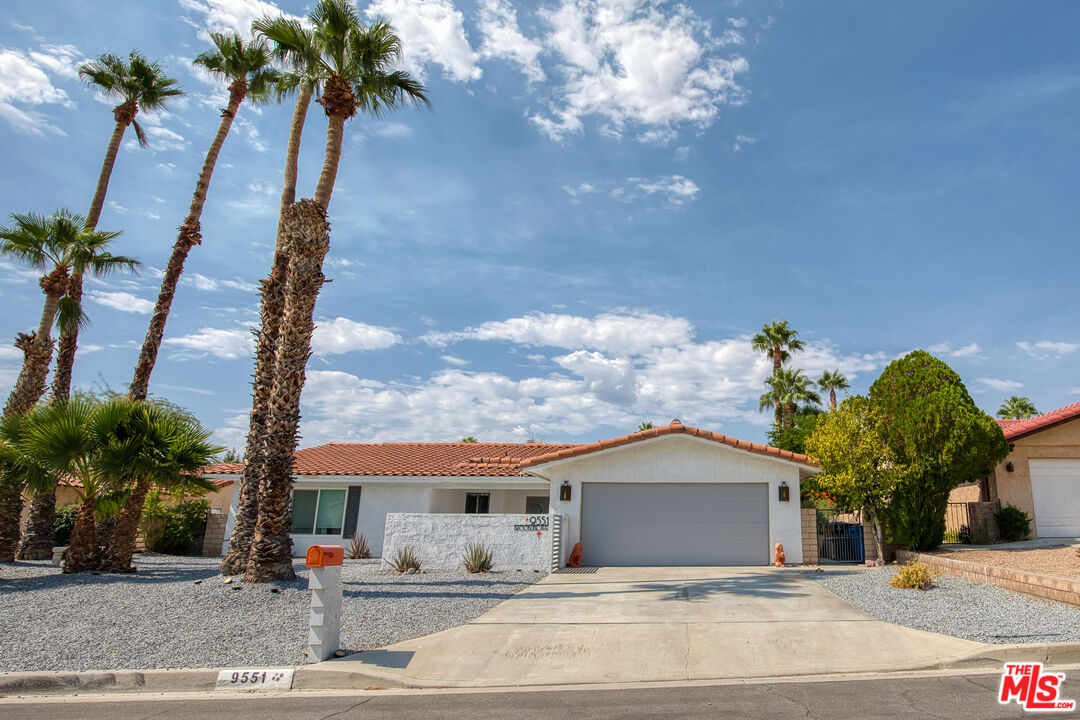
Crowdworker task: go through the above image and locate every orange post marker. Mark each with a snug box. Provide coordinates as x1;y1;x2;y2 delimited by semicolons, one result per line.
305;545;344;568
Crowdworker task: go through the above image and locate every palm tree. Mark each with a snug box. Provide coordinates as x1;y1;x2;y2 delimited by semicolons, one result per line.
997;396;1039;420
221;15;327;577
128;33;278;402
759;368;822;428
817;369;850;412
98;402;221;572
751;321;805;422
636;421;654;432
50;54;184;405
0;211;133;560
246;4;428;582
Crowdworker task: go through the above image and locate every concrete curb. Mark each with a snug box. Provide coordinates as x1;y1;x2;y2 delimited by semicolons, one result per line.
943;642;1080;670
0;665;404;697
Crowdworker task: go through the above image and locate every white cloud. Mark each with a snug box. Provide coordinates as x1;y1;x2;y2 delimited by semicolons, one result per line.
477;0;545;83
183;273;258;293
927;342;983;359
177;0;295;39
561;182;597;197
107;200;160;221
87;290;155;314
365;0;482;83
0;47;73;136
423;311;695;355
169;326;253;359
311;317;401;355
974;377;1024;393
1017;340;1080;359
565;175;701;207
225;180;277;215
732;134;755;151
440;354;469;366
637;128;678;146
635;175;700;204
555;349;636;404
529;0;748;141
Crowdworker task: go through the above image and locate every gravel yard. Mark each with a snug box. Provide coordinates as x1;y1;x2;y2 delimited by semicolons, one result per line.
0;554;542;672
931;546;1080;579
802;565;1080;644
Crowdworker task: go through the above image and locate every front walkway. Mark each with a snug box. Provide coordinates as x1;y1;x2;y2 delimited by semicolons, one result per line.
312;566;985;687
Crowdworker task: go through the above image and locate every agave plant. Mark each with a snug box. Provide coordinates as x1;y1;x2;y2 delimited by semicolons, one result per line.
347;532;371;559
462;542;494;573
390;545;421;573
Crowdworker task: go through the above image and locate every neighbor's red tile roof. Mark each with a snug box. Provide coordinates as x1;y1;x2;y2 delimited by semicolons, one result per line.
517;420;817;469
202;442;580;478
995;401;1080;440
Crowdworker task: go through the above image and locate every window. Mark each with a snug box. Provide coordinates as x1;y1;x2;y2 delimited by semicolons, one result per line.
290;488;347;535
525;496;549;514
465;492;490;513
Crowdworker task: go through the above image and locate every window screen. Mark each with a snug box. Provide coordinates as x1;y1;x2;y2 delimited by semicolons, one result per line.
315;489;346;535
291;490;318;534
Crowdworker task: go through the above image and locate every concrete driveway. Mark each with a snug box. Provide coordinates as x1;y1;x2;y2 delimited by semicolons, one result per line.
315;566;985;687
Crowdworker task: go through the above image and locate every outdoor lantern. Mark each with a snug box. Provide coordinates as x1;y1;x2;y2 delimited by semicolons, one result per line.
1005;461;1015;473
560;481;572;502
778;481;790;502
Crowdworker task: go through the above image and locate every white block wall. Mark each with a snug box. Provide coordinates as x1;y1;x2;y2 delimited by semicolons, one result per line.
383;513;555;572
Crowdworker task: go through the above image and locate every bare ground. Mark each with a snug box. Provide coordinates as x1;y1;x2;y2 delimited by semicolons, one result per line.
931;546;1080;578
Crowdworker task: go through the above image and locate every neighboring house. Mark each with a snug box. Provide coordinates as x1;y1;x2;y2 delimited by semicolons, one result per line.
950;401;1080;537
205;420;818;566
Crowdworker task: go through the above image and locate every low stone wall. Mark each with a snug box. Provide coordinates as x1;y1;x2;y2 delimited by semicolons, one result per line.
201;507;227;557
800;509;817;565
896;550;1080;607
383;513;555;572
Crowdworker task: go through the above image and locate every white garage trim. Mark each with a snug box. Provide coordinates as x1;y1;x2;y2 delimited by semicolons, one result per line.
1029;459;1080;537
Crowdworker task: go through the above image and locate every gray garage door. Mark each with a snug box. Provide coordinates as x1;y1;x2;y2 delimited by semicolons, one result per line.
580;482;769;566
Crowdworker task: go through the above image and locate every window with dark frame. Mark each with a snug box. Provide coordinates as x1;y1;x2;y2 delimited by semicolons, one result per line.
465;492;490;513
525;496;549;514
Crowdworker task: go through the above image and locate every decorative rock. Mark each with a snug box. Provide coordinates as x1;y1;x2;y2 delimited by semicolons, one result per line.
193;579;202;584
223;577;233;584
406;568;417;574
333;650;346;658
270;588;280;594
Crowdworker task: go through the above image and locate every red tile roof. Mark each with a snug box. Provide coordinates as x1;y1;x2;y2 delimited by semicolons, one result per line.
995;401;1080;440
517;420;817;469
202;442;580;478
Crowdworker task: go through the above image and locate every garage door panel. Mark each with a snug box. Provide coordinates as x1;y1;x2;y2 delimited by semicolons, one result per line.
581;482;769;566
1029;459;1080;537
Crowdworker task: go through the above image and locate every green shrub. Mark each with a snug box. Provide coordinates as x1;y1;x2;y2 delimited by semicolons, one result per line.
348;533;371;559
995;504;1031;542
463;542;494;573
391;545;421;573
53;504;78;546
958;525;972;545
141;490;209;555
889;561;939;590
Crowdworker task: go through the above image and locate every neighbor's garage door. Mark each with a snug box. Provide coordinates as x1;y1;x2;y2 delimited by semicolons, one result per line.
1030;459;1080;536
580;482;769;566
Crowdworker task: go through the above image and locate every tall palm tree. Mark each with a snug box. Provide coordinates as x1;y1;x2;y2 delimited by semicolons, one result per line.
128;33;278;402
997;396;1039;420
246;4;428;582
221;15;327;577
817;369;850;412
751;321;804;422
759;367;822;428
0;211;133;560
50;54;184;405
98;402;221;572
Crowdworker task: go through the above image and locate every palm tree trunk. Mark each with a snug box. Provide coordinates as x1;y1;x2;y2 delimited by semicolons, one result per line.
15;489;56;560
86;103;136;232
771;347;782;424
63;495;98;574
829;388;837;412
129;84;246;401
245;199;331;583
221;86;313;576
50;272;83;403
99;478;149;572
783;401;795;428
313;75;354;210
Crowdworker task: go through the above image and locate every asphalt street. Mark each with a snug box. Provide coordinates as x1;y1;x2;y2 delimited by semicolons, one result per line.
0;670;1050;719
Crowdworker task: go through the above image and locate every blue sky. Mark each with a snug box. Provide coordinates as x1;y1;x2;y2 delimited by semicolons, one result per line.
1;0;1078;451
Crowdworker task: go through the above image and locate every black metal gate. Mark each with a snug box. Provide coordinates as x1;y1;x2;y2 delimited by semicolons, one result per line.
817;509;865;564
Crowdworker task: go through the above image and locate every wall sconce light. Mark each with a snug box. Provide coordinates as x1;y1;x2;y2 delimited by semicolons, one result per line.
778;481;790;502
1005;462;1014;473
560;481;572;502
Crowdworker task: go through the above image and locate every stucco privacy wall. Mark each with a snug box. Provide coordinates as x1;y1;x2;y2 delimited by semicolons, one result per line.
990;419;1080;536
383;513;556;571
529;434;808;566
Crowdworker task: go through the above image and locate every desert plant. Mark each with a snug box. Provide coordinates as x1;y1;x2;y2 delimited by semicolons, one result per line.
889;561;940;590
390;545;421;573
348;532;371;559
463;542;494;573
995;504;1031;542
53;504;78;546
957;525;972;545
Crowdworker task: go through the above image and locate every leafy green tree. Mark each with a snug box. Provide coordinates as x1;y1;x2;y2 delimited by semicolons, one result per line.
806;396;902;558
461;436;478;443
759;367;821;428
636;421;654;432
997;396;1039;420
870;351;1009;550
767;409;821;455
817;369;850;412
751;321;805;422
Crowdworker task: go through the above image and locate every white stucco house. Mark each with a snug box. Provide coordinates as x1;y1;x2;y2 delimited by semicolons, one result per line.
205;420;818;567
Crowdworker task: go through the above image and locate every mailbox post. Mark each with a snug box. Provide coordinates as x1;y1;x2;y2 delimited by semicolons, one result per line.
305;545;344;663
